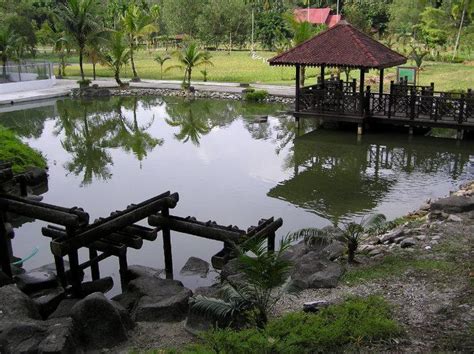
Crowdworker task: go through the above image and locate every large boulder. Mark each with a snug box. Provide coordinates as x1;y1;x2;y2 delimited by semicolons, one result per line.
30;287;65;319
430;195;474;214
71;292;132;349
0;317;78;354
185;285;222;335
291;252;344;289
114;265;192;322
0;284;41;320
15;271;58;294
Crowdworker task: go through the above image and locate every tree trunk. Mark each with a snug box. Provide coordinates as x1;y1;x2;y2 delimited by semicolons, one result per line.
92;62;96;80
188;67;192;87
452;1;467;60
115;68;123;86
347;240;358;263
79;48;84;81
2;58;6;80
130;45;139;80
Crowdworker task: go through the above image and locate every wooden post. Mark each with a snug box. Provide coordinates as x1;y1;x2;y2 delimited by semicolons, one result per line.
267;232;275;253
161;207;173;279
119;251;128;291
459;94;465;125
352;79;357;93
410;87;416;120
357;124;363;136
320;65;325;89
359;68;365;116
365;85;371;115
89;248;100;281
54;256;67;287
0;212;12;278
66;226;82;297
379;68;384;94
295;64;300;113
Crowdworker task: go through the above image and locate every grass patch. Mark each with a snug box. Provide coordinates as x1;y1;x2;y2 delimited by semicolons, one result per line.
33;49;474;91
184;296;402;353
0;125;47;173
342;255;456;285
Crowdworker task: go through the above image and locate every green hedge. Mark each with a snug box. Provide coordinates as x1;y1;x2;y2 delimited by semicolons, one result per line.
0;126;47;173
244;89;269;102
184;296;402;353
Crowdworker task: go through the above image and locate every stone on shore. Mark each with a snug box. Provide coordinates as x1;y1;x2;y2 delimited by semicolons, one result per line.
0;284;41;320
15;271;58;294
71;292;132;349
430;195;474;214
291;252;344;289
180;257;210;278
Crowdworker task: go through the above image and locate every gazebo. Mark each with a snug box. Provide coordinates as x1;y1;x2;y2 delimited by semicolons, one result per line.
269;20;407;128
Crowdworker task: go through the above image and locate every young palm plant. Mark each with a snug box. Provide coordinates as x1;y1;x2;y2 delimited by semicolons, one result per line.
189;235;295;328
167;43;213;89
154;54;171;80
290;214;387;263
101;31;130;86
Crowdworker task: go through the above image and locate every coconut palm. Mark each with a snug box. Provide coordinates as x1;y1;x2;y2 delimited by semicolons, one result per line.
0;26;18;80
121;4;157;81
190;236;295;328
101;31;130;86
154;54;171;80
56;0;102;81
289;214;387;263
167;43;213;88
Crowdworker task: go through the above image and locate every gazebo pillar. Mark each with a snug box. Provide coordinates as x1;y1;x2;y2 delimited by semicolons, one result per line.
320;65;325;88
379;68;384;94
359;68;365;116
295;64;301;112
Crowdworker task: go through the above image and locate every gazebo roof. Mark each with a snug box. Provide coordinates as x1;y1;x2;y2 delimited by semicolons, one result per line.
269;21;407;69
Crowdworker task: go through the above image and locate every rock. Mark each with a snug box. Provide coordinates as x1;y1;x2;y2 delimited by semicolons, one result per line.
0;317;78;354
359;244;376;252
447;214;462;222
220;258;241;280
114;266;192;322
126;265;164;281
432;235;441;240
180;257;210;278
0;284;41;320
378;227;405;244
281;241;308;262
48;299;79;319
15;271;58;294
400;238;417;248
303;300;331;313
0;271;14;287
71;292;131;349
291;252;344;289
416;235;427;241
321;241;345;260
30;287;65;319
430;195;474;214
368;248;384;257
81;276;114;295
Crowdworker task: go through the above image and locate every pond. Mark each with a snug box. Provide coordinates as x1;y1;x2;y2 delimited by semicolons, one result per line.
1;96;473;295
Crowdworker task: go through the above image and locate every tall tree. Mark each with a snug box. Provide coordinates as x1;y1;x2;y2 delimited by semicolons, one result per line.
121;3;157;81
0;26;18;80
167;43;213;88
452;0;474;59
101;31;130;86
57;0;102;81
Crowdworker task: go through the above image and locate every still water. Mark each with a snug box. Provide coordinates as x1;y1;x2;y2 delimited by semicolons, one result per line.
1;96;473;294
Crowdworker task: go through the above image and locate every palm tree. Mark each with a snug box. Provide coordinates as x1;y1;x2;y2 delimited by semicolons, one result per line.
289;214;387;263
57;0;102;81
121;4;157;81
154;54;171;80
0;27;18;81
452;0;474;60
165;107;211;146
167;43;213;88
190;236;295;328
101;31;130;86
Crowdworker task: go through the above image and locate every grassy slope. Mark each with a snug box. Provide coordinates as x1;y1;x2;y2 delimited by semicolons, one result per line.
0;126;47;173
35;49;474;91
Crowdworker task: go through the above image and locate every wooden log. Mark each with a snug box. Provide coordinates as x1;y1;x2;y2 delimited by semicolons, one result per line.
118;253;128;291
79;251;111;271
0;212;12;278
161;207;173;280
50;193;179;257
0;197;81;228
0;195;89;226
246;218;283;244
89;249;100;280
103;232;143;249
148;214;242;242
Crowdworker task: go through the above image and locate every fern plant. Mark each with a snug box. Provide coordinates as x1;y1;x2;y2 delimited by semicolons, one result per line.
289;214;387;263
189;236;296;328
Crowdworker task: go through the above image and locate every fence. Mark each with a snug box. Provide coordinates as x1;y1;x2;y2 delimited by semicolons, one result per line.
0;62;54;83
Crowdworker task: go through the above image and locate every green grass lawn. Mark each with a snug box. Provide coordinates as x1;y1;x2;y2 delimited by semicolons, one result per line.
35;48;474;91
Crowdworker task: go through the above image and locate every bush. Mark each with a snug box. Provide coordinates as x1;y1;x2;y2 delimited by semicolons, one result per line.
185;296;402;353
244;90;269;102
0;126;47;173
77;79;91;88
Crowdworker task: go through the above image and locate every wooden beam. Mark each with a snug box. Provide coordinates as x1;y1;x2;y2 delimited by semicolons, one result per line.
321;65;325;88
360;68;365;116
379;68;384;94
295;64;301;112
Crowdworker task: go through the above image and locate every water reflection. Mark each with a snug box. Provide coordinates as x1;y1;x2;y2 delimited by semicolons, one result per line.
269;130;473;222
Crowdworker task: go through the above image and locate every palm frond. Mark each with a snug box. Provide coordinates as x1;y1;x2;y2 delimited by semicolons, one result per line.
189;295;236;321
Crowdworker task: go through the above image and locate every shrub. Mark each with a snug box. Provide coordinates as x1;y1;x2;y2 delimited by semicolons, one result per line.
77;79;91;88
185;296;402;353
244;90;269;102
0;126;47;173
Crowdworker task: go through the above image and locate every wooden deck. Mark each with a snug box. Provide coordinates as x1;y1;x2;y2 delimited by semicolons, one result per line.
294;82;474;132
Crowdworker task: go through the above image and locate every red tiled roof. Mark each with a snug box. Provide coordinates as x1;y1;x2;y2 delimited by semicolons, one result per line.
269;21;406;69
326;14;341;28
294;8;331;25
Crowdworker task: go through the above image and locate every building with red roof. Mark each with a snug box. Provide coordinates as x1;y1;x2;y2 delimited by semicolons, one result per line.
294;7;341;28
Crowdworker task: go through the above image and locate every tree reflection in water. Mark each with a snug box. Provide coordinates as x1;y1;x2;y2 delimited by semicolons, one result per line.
55;97;163;186
269;129;473;223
